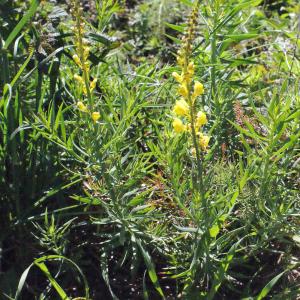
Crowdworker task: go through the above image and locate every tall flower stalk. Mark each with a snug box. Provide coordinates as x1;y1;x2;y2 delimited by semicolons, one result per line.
171;1;209;205
71;0;99;122
170;4;214;290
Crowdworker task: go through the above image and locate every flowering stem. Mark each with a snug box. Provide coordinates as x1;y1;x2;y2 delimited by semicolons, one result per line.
73;0;93;108
186;80;205;208
78;27;92;106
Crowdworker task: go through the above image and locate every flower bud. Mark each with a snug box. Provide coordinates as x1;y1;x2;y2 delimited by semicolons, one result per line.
177;56;185;66
73;54;81;67
187;61;195;75
90;78;97;91
83;46;90;60
77;101;88;112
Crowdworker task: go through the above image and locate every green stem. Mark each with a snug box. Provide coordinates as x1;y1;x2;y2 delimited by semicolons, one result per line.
211;30;216;101
190;102;204;201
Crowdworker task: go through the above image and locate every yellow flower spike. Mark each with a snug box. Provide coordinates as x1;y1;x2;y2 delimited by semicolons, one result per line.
172;72;183;83
193;81;204;97
199;134;210;150
90;78;97;91
91;112;100;123
74;74;84;84
77;101;88;112
72;54;81;67
173;99;189;116
196;111;207;127
173;118;186;133
178;83;189;98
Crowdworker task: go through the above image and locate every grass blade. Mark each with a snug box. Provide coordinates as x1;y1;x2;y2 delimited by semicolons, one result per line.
4;0;39;50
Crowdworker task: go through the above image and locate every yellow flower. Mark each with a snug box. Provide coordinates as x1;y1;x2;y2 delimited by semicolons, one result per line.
193;81;204;97
173;99;189;116
90;78;97;91
173;118;186;133
178;83;189;98
196;111;207;127
91;111;100;122
172;72;183;83
73;54;81;67
74;74;84;84
199;134;210;150
77;101;88;112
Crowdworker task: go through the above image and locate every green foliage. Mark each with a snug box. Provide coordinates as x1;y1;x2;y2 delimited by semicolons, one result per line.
0;0;299;299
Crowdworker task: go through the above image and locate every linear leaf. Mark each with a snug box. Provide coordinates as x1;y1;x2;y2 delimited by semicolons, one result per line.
4;0;39;49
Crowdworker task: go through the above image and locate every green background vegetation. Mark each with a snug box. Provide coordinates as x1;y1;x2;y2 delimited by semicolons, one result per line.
0;0;299;299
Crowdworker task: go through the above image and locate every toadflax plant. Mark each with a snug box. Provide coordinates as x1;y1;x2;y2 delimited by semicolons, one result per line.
170;0;209;205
